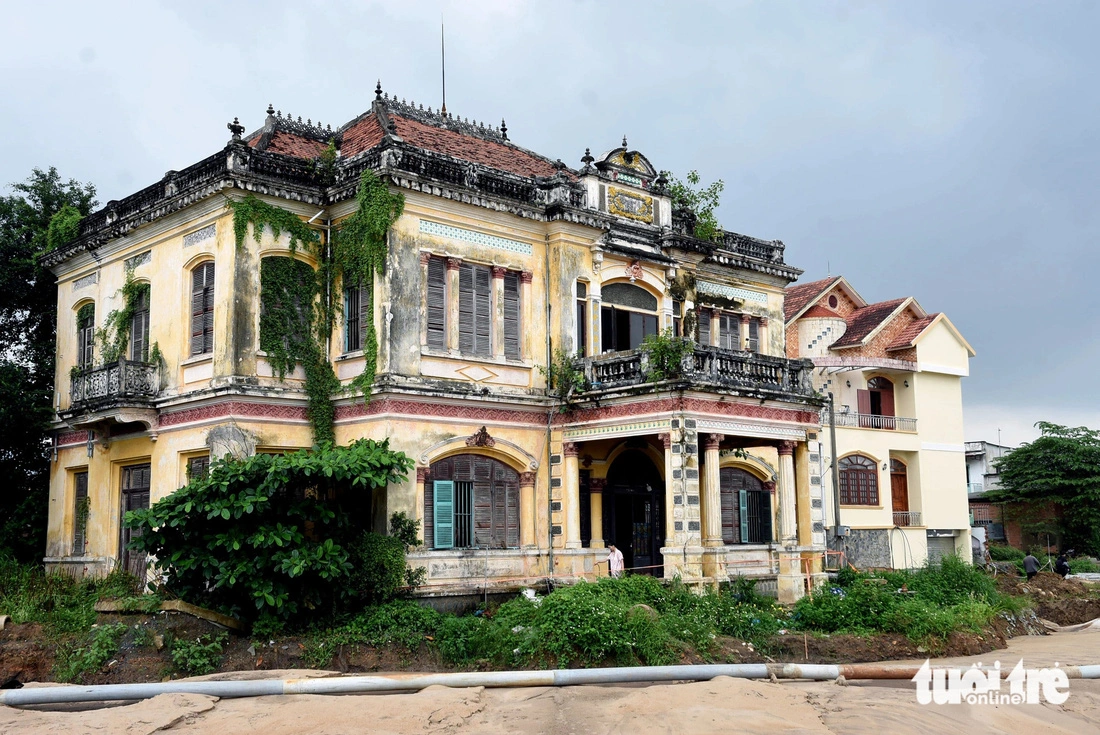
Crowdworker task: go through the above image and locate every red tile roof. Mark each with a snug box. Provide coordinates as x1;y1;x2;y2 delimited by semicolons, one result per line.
341;115;386;157
265;131;328;158
887;314;938;351
391;115;564;178
830;298;907;348
802;305;841;318
784;277;840;322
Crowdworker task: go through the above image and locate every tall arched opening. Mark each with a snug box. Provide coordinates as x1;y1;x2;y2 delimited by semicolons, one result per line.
604;447;665;576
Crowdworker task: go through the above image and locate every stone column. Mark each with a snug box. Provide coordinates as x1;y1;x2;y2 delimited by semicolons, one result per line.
589;477;605;548
708;310;719;347
491;266;506;359
415;467;429;546
660;432;676;546
519;271;532;360
418;253;430;346
759;316;769;356
740;314;751;351
519;471;536;548
778;441;797;544
589;281;602;356
563;442;581;549
445;258;461;353
702;433;724;547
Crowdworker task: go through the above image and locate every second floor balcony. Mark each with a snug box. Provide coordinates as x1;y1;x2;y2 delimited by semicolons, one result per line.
64;359;159;416
574;345;817;402
826;410;917;432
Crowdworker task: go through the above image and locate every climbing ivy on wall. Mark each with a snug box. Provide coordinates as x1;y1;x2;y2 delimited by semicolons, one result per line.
332;170;405;396
95;274;149;364
227;174;403;446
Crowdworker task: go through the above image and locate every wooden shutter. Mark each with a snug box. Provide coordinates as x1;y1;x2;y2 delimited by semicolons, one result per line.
739;489;749;543
79;310;95;368
503;271;520;359
720;468;738;545
130;288;149;362
748;318;760;353
698;310;710;345
426;257;446;349
191;263;214;356
433;480;455;549
720;313;740;350
856;389;871;414
458;264;475;353
359;279;372;353
72;471;88;554
471;455;494;546
879;388;895;417
474;266;491;356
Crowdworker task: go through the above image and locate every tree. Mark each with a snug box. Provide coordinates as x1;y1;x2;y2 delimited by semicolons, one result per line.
126;439;414;625
0;168;97;561
665;170;725;242
985;422;1100;555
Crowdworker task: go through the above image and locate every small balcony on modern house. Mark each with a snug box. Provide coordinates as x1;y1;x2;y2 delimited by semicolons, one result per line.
892;511;923;527
827;410;917;432
60;359;160;431
967;482;985;495
574;345;817;402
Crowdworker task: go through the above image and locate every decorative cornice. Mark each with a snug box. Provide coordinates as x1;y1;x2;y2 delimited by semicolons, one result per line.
519;471;537;487
779;440;796;456
416;467;430;482
563;442;579;457
703;433;723;451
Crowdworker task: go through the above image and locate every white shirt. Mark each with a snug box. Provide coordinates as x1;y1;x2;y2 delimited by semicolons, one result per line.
607;548;624;576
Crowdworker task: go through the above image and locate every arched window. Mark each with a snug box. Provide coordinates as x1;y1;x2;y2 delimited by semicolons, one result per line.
857;376;895;429
259;257;315;368
76;303;95;369
720;468;772;544
190;262;215;356
426;454;519;550
600;282;658;352
839;454;878;505
130;285;150;362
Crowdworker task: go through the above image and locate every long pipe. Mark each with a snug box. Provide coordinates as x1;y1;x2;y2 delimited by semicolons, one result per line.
4;663;1100;707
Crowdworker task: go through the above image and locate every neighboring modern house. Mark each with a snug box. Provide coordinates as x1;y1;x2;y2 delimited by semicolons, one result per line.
43;89;828;602
966;440;1010;541
785;276;975;569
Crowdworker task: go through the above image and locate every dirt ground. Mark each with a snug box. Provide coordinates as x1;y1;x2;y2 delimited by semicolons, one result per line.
3;629;1100;734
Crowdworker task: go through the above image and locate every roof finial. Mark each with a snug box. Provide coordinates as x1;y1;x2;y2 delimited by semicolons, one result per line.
266;103;275;116
501;118;508;140
227;117;245;141
375;80;383;100
622;135;628;148
581;147;594;169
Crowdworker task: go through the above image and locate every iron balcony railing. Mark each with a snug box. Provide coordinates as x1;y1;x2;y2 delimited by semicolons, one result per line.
828;411;917;432
575;345;816;399
892;511;922;527
69;359;159;409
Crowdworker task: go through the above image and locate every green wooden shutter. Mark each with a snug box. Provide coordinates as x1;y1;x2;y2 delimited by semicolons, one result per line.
433;480;455;549
739;489;749;544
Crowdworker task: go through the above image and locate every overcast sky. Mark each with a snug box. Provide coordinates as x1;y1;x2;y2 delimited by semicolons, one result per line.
3;1;1097;446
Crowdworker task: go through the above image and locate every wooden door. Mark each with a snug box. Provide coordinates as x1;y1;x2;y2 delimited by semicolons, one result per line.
120;464;151;580
891;468;909;526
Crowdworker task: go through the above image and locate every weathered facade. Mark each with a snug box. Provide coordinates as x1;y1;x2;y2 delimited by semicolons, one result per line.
45;88;826;602
785;276;975;569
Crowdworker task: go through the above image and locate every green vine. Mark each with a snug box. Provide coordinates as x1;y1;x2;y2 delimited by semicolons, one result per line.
74;495;90;541
228;176;402;446
332;170;405;396
539;348;587;411
95;273;149;364
311;139;338;185
640;329;694;382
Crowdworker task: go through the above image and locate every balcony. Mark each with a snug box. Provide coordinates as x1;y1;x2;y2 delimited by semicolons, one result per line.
61;359;159;430
892;511;922;527
967;482;985;495
575;345;816;401
828;411;917;432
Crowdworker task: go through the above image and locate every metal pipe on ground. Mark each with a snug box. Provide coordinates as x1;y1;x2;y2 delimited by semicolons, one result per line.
4;663;1100;707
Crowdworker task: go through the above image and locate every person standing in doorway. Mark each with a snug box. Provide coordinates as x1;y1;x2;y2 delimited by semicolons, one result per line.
606;543;624;579
1023;552;1040;581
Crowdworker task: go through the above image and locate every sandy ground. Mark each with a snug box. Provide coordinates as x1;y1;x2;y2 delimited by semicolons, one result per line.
4;630;1100;735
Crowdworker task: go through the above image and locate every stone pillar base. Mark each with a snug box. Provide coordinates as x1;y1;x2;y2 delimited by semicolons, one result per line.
701;547;727;586
777;572;807;604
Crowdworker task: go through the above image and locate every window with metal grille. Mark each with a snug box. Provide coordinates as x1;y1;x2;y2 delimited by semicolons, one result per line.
120;463;151;579
72;471;88;554
839;454;879;505
187;455;211;482
190;262;215;356
576;282;588;357
426;256;447;349
719;467;772;544
426;454;520;549
458;263;492;356
345;284;361;352
130;286;150;362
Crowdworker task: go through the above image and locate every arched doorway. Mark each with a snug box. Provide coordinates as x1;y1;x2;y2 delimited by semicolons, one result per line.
604;448;664;576
425;454;520;550
719;467;773;544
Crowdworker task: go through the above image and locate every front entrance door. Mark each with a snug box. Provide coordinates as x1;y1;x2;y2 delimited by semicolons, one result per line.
605;447;664;577
890;459;909;526
120;464;151;580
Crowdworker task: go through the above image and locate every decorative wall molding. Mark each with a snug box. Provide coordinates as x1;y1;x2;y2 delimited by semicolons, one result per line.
418;219;533;256
419;433;539;471
159;401;309;427
183;223;216;248
73;272;98;290
124;251;151;270
697;279;768;304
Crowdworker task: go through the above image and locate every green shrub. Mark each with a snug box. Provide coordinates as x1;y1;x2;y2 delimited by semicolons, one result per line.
53;623;127;682
322;600;442;650
988;545;1025;562
125;440;413;624
1069;557;1100;573
170;632;229;676
347;532;406;603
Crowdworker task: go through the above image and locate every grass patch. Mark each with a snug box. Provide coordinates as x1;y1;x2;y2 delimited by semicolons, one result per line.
170;632;229;676
53;623;127;683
